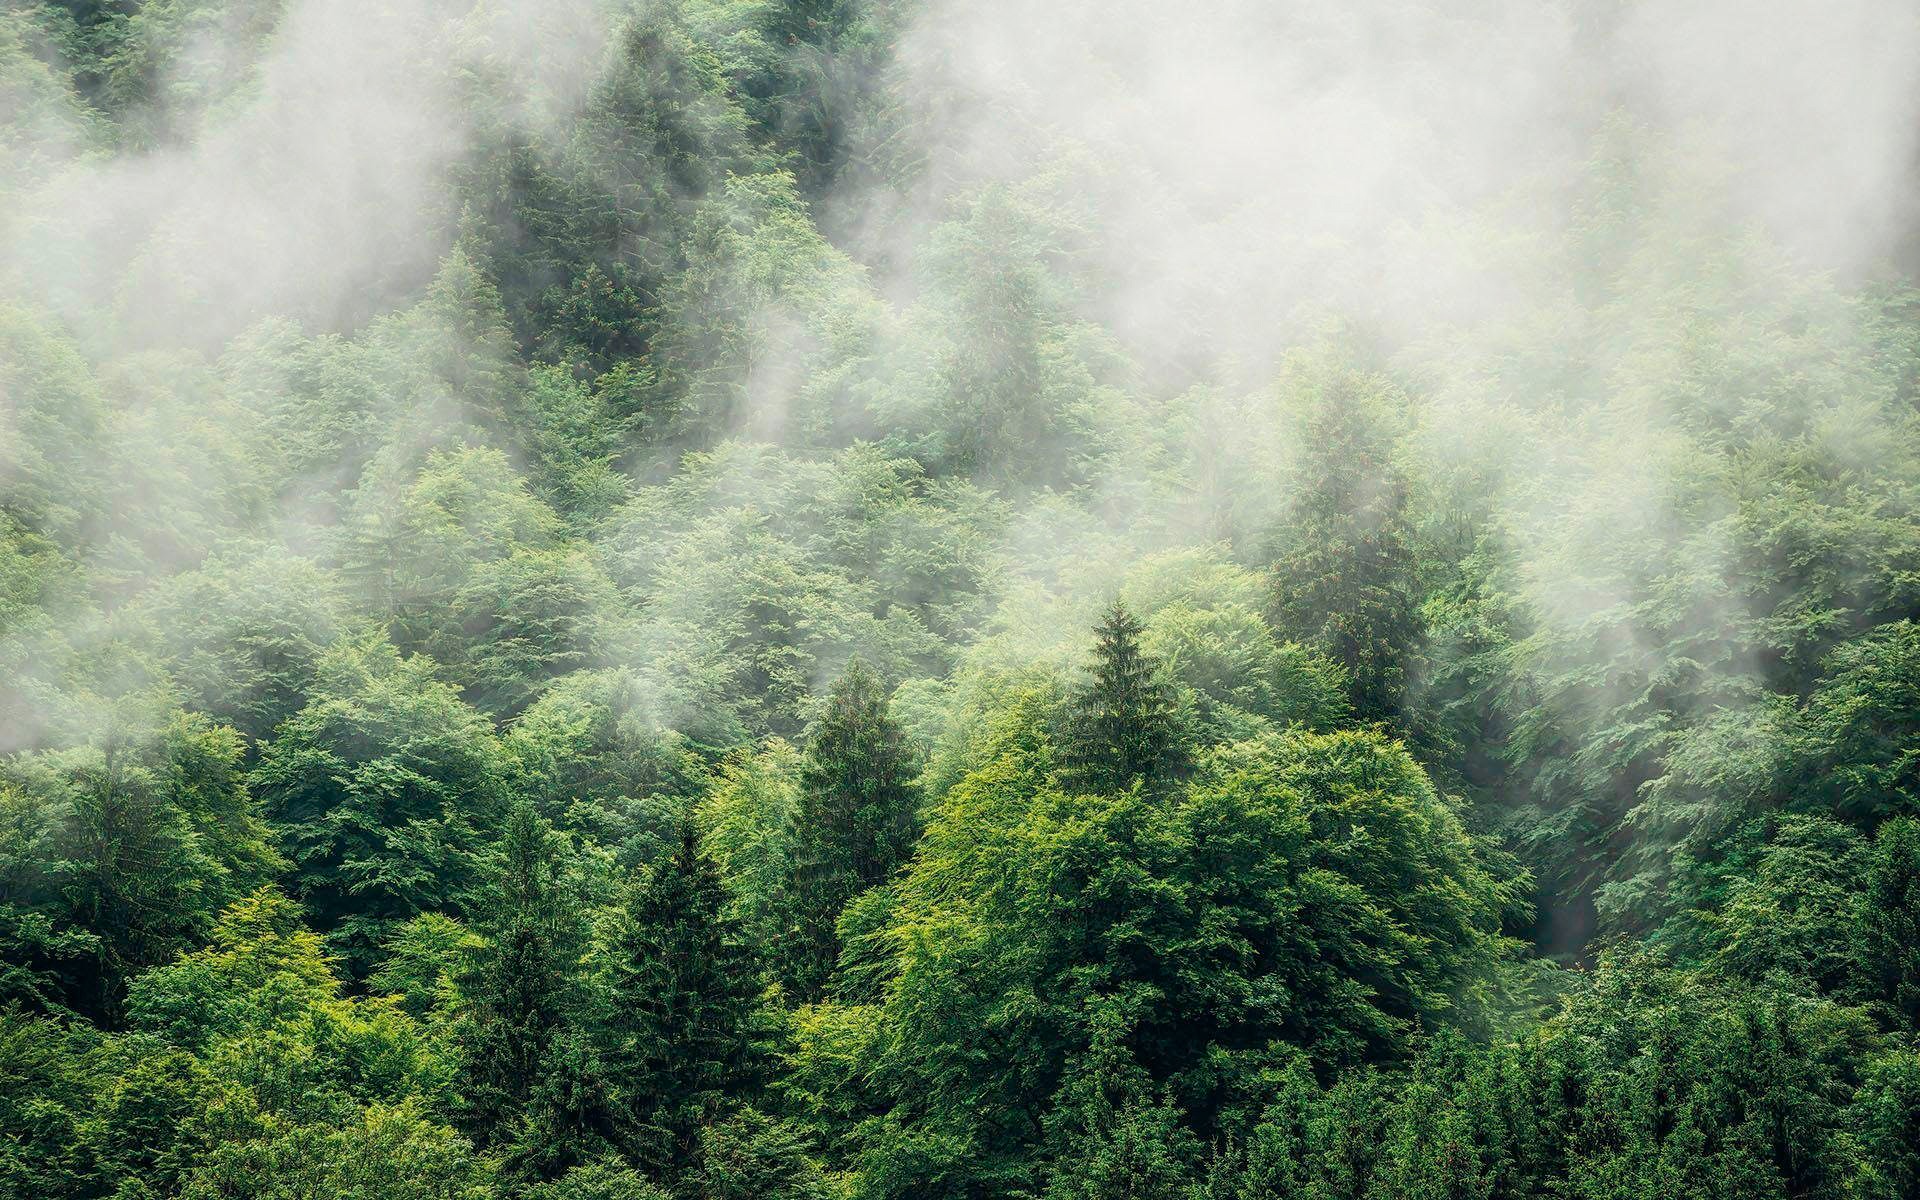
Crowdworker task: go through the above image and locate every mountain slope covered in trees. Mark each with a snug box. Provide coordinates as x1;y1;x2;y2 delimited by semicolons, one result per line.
4;0;1920;1197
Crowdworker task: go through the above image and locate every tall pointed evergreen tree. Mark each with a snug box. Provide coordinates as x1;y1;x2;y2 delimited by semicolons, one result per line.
1061;601;1184;794
1858;817;1920;1028
597;824;765;1185
1264;366;1422;724
781;659;918;998
455;803;595;1176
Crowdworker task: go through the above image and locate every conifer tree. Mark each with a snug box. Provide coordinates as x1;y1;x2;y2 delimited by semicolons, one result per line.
1265;367;1422;724
456;803;594;1174
1858;817;1920;1027
1061;601;1184;793
597;824;765;1184
781;660;917;998
1043;1018;1199;1200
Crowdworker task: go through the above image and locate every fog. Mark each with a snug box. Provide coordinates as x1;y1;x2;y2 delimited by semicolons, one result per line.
860;0;1920;361
4;0;1918;808
3;0;614;348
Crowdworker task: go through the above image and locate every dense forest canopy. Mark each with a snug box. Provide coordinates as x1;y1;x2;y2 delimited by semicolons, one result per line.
4;0;1920;1196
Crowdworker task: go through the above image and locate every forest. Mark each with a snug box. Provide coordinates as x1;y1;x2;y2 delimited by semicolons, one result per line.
3;0;1920;1196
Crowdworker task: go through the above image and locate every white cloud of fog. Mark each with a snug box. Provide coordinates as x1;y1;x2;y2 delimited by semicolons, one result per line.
850;0;1920;797
873;0;1920;373
4;0;1916;763
3;0;615;349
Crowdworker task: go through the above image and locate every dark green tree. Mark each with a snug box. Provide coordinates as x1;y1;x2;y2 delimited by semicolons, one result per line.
596;824;765;1185
782;660;918;998
455;803;596;1176
1042;1019;1200;1200
1061;602;1185;794
1858;817;1920;1028
0;714;278;1021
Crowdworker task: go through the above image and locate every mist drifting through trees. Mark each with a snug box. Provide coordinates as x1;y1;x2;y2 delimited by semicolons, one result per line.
4;0;1920;1196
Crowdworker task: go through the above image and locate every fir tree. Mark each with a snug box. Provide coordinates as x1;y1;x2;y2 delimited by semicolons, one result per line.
597;824;765;1185
1061;601;1184;793
1265;367;1423;724
781;660;917;998
1043;1019;1199;1200
455;803;595;1175
1858;817;1920;1027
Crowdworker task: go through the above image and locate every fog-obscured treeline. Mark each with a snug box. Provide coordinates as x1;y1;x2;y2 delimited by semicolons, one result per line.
4;1;1920;1197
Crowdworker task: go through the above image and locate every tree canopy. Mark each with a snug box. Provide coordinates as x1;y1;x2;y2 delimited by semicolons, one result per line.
5;1;1920;1197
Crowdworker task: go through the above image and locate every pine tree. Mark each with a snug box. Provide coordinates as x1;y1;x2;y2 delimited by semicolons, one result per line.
1265;367;1423;724
415;243;526;425
781;660;918;998
456;803;593;1173
1858;817;1920;1027
1061;601;1184;794
597;824;765;1185
1043;1020;1199;1200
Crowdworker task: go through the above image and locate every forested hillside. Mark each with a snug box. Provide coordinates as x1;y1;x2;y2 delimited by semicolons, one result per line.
4;1;1920;1197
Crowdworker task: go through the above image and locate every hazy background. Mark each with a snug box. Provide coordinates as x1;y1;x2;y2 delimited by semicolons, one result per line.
5;0;1919;772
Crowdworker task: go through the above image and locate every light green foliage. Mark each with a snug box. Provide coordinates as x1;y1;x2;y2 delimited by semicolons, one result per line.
0;306;107;544
503;669;708;861
436;546;620;719
697;738;803;945
518;366;632;522
0;889;477;1200
600;442;1000;735
1699;816;1867;993
341;445;562;647
642;171;879;443
1262;358;1425;725
1141;599;1350;737
372;912;480;1023
7;3;1920;1197
123;545;350;742
89;0;288;147
128;889;425;1082
178;1101;495;1200
885;188;1131;487
1793;622;1920;821
816;719;1513;1192
0;12;92;189
528;1156;670;1200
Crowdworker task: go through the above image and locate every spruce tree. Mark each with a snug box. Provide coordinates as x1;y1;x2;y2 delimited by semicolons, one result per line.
1043;1022;1199;1200
597;824;765;1185
1062;601;1184;793
456;803;594;1174
1265;367;1422;724
1858;817;1920;1027
781;660;918;998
